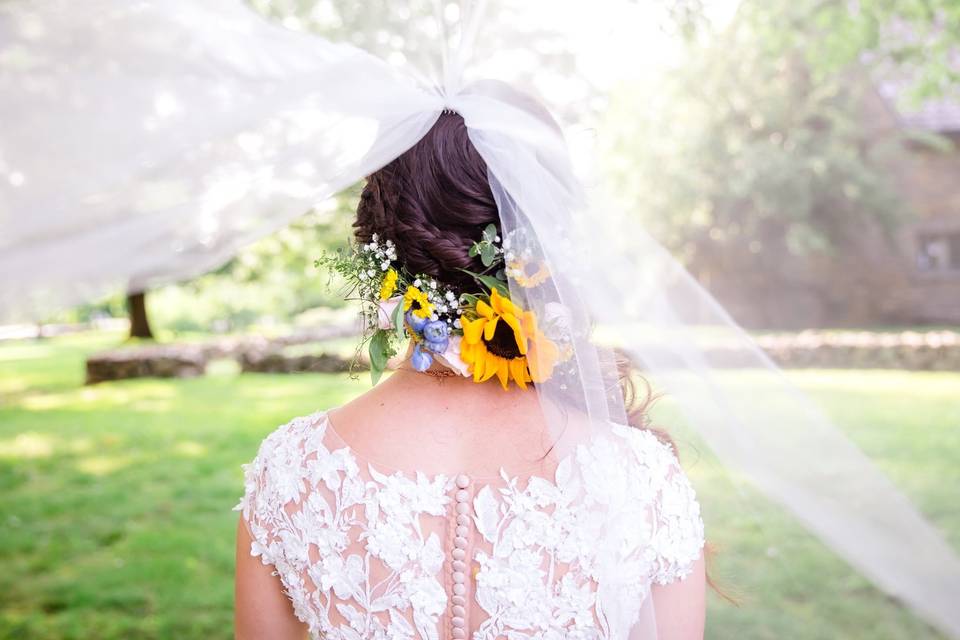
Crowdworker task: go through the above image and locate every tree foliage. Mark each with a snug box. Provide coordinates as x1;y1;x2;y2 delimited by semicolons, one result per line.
603;9;907;283
81;0;955;330
674;0;960;101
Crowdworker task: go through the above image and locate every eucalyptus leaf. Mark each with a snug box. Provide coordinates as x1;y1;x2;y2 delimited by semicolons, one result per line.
480;243;496;267
391;299;406;339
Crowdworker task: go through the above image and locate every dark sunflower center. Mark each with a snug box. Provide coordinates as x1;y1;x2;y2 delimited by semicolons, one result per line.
410;299;423;311
484;319;524;359
524;262;540;277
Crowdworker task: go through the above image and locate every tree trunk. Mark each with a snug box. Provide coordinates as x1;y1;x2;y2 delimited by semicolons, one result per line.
127;291;154;339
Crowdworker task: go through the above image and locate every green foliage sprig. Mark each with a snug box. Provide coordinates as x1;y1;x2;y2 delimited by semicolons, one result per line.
468;223;504;269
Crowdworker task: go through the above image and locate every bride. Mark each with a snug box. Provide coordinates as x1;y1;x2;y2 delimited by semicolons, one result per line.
234;112;707;639
3;1;957;637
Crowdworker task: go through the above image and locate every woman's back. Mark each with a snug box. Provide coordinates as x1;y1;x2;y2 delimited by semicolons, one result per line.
235;369;705;639
234;111;706;639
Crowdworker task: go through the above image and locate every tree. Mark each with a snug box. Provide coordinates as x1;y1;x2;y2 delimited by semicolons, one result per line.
126;291;154;339
596;0;934;326
668;0;960;101
603;10;902;264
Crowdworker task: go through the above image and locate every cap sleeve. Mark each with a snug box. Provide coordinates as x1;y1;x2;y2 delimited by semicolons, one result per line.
614;424;706;586
233;413;317;570
647;443;705;585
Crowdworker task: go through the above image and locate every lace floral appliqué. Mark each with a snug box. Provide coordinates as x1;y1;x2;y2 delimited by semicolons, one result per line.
235;413;704;640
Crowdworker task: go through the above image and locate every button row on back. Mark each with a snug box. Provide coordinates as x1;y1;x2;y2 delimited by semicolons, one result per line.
451;474;471;639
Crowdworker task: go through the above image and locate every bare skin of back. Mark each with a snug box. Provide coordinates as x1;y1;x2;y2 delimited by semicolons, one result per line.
235;361;706;639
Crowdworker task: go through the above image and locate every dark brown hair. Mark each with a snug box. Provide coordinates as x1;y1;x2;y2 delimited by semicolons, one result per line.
354;113;498;290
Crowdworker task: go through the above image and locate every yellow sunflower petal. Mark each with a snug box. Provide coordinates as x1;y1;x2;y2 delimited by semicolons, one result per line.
509;358;528;390
462;317;486;345
489;288;505;313
472;352;486;382
483;315;500;342
491;288;522;317
480;354;500;382
495;358;510;390
475;298;494;319
527;335;559;382
521;310;539;335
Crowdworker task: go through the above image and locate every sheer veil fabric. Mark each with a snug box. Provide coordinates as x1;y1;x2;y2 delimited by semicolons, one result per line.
1;0;959;637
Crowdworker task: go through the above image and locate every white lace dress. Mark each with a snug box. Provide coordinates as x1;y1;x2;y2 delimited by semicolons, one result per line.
235;410;705;640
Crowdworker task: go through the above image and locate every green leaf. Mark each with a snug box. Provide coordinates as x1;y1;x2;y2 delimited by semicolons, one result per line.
458;267;509;295
468;244;480;257
459;293;481;307
478;274;509;296
480;243;496;267
483;223;498;242
391;299;406;339
368;330;390;385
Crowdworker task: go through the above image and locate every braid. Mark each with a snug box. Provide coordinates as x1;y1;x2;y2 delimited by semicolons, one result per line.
353;112;498;289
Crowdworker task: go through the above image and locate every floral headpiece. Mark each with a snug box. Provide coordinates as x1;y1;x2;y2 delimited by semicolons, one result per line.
316;224;570;389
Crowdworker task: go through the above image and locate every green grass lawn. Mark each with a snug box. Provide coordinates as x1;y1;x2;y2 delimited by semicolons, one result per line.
0;331;957;639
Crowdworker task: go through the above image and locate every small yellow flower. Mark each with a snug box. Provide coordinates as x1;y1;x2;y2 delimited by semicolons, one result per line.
379;268;398;300
507;258;550;288
403;285;434;319
459;288;559;390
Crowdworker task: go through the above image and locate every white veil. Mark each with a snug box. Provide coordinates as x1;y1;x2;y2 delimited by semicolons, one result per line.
1;1;959;637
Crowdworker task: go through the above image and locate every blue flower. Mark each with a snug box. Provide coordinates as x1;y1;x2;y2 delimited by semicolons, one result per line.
422;320;449;353
411;342;433;371
405;311;428;333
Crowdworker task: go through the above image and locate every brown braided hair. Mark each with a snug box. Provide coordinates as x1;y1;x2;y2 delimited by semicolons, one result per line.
354;112;498;291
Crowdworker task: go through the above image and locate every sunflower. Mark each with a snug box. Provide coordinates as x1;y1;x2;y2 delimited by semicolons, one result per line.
507;257;550;288
379;268;398;300
460;288;560;390
403;285;434;319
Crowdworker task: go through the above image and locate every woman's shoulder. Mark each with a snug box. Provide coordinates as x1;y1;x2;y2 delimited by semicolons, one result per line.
603;423;705;584
608;422;687;477
241;410;334;481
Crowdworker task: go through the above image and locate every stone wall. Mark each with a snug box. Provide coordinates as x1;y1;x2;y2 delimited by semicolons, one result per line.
239;350;356;374
85;323;360;383
85;327;960;383
86;345;208;384
711;330;960;370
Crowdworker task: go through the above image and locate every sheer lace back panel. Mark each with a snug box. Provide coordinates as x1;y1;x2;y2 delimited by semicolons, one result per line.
234;411;705;639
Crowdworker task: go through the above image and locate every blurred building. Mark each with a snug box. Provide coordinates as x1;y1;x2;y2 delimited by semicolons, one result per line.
871;88;960;325
716;85;960;329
